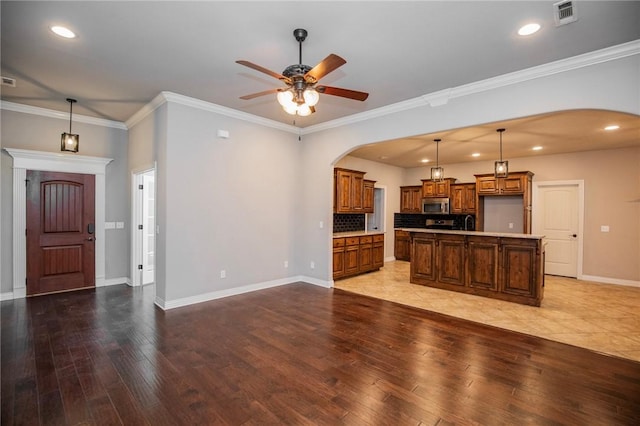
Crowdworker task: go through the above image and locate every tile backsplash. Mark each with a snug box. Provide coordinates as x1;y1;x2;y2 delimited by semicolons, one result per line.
333;214;365;233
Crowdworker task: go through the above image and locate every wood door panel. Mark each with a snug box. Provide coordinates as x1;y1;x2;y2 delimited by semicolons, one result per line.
27;171;95;296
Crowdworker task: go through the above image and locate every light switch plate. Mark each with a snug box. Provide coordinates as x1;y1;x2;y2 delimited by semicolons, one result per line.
600;225;610;232
116;222;124;229
105;222;116;229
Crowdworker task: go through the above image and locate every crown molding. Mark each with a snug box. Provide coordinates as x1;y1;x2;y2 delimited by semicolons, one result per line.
0;100;127;130
301;39;640;135
126;91;300;134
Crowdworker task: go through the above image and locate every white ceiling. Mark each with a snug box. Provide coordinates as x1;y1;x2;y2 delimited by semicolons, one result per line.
2;1;639;165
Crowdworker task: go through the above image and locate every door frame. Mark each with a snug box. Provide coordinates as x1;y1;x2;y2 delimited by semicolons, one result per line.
4;148;112;299
130;165;156;287
532;180;584;279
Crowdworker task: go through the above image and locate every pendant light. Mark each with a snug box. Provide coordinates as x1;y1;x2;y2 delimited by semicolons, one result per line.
60;98;79;153
430;138;444;181
494;128;508;178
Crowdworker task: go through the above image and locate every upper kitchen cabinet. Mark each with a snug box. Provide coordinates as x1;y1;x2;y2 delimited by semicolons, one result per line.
363;180;376;213
450;183;476;214
400;185;423;213
475;172;532;196
334;168;375;213
421;178;457;198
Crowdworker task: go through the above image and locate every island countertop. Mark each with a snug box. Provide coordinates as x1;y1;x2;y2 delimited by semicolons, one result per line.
399;228;544;240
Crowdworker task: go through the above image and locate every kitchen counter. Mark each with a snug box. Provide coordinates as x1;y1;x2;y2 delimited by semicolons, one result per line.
333;230;385;238
407;229;545;306
399;228;544;240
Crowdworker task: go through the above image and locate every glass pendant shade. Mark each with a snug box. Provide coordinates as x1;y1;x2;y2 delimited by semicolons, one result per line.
61;133;79;153
431;166;444;181
61;98;79;153
283;103;298;115
277;90;295;107
494;160;508;178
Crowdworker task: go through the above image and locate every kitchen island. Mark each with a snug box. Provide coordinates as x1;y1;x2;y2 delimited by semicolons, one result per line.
402;228;545;306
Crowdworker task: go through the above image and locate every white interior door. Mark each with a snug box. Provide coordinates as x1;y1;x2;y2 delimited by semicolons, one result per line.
141;171;155;285
534;183;580;277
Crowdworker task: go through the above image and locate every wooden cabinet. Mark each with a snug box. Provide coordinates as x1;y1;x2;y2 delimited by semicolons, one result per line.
475;172;531;196
409;231;544;306
450;183;476;214
475;171;533;234
334;168;376;214
437;234;466;286
333;234;385;280
400;186;422;213
421;178;457;198
363;180;375;213
394;230;411;261
373;234;384;268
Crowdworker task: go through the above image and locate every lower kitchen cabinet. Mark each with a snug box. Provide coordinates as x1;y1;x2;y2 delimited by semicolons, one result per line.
333;234;385;280
394;230;411;261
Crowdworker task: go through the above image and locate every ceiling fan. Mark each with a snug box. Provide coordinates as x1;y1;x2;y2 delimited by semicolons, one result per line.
236;28;369;117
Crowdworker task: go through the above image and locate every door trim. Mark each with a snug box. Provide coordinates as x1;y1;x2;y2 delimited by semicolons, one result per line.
130;165;156;287
532;180;584;279
4;148;112;298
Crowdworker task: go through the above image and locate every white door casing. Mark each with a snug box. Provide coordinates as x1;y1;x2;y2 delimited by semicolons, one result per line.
142;171;155;285
532;181;584;278
4;148;112;298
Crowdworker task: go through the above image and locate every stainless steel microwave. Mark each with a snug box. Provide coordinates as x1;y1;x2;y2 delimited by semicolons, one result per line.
422;197;450;215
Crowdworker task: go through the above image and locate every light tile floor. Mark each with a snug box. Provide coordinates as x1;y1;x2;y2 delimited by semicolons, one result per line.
335;261;640;362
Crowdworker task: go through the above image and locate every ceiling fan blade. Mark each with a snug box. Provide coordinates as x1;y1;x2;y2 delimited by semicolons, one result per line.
239;88;280;100
236;60;291;83
304;54;346;83
317;85;369;101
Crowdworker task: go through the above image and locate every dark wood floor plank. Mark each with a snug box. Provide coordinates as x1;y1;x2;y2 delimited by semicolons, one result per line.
2;282;640;425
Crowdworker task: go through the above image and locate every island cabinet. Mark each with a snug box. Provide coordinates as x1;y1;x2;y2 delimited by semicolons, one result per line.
409;230;544;306
400;185;423;213
333;233;385;280
421;178;457;198
335;168;374;213
394;230;412;261
450;183;476;214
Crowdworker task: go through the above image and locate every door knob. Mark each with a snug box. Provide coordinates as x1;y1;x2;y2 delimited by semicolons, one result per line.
86;237;94;242
571;234;577;238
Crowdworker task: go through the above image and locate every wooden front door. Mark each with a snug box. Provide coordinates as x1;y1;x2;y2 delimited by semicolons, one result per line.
26;170;96;296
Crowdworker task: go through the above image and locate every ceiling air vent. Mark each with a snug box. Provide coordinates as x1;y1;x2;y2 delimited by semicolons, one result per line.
554;0;578;26
1;76;16;87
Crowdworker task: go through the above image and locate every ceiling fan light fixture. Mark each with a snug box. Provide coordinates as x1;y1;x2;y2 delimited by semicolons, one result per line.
303;88;319;106
297;104;312;117
283;103;298;115
277;90;294;107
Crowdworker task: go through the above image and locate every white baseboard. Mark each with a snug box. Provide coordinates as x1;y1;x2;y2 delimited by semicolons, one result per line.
580;274;640;288
156;275;333;310
0;291;15;301
100;277;130;287
384;256;396;262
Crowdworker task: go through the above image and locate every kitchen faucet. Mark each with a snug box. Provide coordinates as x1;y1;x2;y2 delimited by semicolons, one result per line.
464;215;474;231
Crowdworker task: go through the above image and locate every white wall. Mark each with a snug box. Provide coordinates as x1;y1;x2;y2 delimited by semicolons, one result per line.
298;54;640;284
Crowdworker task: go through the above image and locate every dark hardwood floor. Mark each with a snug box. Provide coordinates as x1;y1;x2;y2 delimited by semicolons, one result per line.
2;283;639;425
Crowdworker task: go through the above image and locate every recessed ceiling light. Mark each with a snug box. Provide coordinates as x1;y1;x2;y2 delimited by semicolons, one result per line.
518;23;541;36
471;153;480;157
420;159;429;163
532;146;543;151
604;125;620;131
50;25;76;39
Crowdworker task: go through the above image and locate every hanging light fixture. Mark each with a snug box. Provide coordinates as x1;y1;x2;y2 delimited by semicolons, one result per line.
60;98;79;153
494;128;508;178
431;138;444;181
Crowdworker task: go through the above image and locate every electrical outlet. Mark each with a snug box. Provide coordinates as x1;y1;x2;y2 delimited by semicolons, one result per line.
319;221;324;229
601;225;610;232
508;223;514;229
284;261;288;268
310;261;315;269
220;270;226;279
